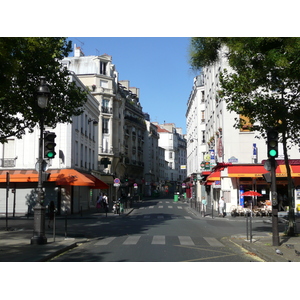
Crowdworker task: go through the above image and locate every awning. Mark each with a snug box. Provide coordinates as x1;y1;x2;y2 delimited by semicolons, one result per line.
48;169;94;186
227;164;300;178
0;170;39;183
84;174;109;189
207;171;221;181
227;165;266;178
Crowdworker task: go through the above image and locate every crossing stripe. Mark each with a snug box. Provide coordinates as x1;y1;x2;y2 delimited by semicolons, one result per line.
168;206;172;209
149;206;154;209
178;236;194;246
177;206;183;209
158;206;163;208
143;215;150;219
123;236;141;245
184;216;192;219
157;215;164;219
203;237;223;247
95;237;116;245
152;235;165;244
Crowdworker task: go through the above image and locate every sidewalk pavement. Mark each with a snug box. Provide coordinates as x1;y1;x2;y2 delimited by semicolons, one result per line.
0;207;134;262
187;204;300;262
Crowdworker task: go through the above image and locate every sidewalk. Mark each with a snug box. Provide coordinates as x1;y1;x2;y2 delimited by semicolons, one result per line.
188;203;300;262
0;207;134;262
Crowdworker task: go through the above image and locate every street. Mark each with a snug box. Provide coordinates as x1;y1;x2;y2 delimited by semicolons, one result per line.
50;198;263;262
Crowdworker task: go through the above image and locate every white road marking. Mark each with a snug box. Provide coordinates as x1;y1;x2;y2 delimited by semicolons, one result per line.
203;237;223;247
95;237;116;245
178;236;195;245
152;235;165;244
123;236;141;245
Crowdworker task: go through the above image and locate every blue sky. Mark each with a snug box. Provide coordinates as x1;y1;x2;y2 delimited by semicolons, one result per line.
68;37;198;134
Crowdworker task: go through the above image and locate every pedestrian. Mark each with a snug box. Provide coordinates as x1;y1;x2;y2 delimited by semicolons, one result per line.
48;201;55;228
201;196;207;217
219;196;225;217
102;193;108;212
96;193;103;211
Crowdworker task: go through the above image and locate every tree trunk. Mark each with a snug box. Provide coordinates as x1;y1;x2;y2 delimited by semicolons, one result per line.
282;131;296;236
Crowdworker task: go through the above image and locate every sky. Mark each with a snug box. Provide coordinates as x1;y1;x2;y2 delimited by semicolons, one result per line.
68;37;197;134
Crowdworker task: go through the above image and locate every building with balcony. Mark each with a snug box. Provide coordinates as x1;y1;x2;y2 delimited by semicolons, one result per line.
186;46;300;214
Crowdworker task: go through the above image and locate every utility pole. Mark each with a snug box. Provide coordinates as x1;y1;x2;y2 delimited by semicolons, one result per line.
267;128;280;246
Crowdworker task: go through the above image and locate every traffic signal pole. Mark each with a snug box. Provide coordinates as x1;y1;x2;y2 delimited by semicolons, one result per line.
271;158;280;246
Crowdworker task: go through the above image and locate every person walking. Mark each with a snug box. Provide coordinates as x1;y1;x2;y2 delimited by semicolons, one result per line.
201;196;207;217
219;196;225;217
102;193;108;213
96;193;103;212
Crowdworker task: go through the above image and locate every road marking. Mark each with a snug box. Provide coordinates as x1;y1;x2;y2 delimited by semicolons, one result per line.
123;236;141;245
158;206;163;208
184;216;192;219
149;206;154;209
139;207;144;209
177;206;183;209
203;237;223;247
166;201;170;203
95;237;116;245
152;235;165;244
143;215;150;219
178;236;195;245
157;215;164;219
168;206;173;209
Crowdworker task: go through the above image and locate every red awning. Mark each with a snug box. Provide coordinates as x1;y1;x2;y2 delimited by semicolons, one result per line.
227;165;266;178
207;171;221;181
84;174;109;189
227;164;300;178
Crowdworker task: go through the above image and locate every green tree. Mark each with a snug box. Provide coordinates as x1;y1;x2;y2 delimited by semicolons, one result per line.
190;37;300;236
0;37;87;143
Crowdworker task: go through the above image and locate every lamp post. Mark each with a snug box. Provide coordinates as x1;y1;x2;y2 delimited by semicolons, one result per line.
31;76;50;245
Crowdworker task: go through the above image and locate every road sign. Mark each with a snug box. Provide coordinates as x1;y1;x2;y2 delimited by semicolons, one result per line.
114;178;120;184
134;183;138;189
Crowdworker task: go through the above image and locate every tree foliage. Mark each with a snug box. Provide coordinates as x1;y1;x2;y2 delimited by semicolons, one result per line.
0;37;87;143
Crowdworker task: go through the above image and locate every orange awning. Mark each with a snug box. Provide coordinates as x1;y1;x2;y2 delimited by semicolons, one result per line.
0;170;39;183
48;169;94;186
207;171;221;181
84;174;109;189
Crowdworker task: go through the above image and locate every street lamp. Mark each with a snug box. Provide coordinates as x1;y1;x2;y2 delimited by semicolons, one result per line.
31;76;50;245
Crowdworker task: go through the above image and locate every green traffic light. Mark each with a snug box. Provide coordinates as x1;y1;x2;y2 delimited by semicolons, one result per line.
46;152;55;158
269;149;277;157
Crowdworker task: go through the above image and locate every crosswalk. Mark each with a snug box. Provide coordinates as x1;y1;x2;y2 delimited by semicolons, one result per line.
138;205;183;210
128;215;192;220
94;235;224;247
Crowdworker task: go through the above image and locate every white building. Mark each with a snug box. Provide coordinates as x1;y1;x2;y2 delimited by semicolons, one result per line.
186;47;300;214
0;74;104;215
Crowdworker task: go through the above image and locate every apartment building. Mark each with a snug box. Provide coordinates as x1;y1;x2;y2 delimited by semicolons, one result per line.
0;74;103;215
186;47;300;213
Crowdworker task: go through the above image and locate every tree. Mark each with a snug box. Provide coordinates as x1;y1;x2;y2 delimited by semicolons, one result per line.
190;37;300;236
0;37;87;143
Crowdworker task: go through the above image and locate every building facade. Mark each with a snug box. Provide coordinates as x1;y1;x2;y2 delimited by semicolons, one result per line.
186;47;300;214
0;74;104;215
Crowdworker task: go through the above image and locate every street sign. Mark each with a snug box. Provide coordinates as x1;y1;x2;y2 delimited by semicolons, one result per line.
134;183;138;189
114;178;120;184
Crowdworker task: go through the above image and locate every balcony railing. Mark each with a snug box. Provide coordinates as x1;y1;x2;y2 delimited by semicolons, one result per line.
101;106;113;114
0;158;16;167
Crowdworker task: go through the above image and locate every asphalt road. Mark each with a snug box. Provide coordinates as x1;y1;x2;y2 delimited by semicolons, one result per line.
50;198;263;262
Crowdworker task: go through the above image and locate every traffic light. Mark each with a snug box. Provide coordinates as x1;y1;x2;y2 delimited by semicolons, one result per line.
44;132;56;159
267;128;278;158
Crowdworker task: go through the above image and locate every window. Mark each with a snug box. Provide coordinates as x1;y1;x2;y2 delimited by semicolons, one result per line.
100;61;107;75
102;118;109;134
